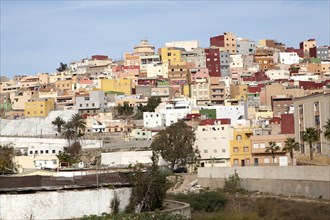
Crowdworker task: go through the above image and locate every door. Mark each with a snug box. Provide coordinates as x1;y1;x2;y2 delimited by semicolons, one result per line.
254;158;259;166
241;159;245;167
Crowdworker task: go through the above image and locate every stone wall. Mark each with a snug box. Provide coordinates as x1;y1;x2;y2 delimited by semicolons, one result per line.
198;166;330;199
0;188;131;220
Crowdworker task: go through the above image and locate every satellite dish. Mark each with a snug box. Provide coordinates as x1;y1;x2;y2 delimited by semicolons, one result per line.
78;162;85;169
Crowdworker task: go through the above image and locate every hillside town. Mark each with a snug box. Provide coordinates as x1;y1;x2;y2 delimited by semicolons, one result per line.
1;32;330;219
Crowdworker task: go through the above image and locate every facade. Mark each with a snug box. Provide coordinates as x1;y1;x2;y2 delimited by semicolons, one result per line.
210;32;237;54
133;39;155;55
294;93;330;155
195;120;233;167
220;51;230;77
182;47;206;69
271;96;294;117
250;134;293;166
101;78;132;95
300;39;317;58
265;69;290;80
230;127;253;166
236;38;256;55
209;77;226;105
205;48;221;77
159;47;182;63
259;39;285;51
279;52;300;65
24;98;55;117
309;46;330;60
11;90;38;110
165;40;199;52
75;91;107;115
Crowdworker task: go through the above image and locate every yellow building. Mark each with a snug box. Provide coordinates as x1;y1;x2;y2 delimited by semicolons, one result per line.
230;84;247;100
55;79;72;91
159;47;182;63
100;78;132;95
25;98;55;117
230;127;253;166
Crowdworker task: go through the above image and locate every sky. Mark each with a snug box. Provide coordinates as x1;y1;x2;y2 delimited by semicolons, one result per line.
1;0;329;78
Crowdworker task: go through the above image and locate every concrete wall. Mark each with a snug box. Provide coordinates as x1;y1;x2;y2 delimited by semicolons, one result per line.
0;188;131;220
198;166;330;199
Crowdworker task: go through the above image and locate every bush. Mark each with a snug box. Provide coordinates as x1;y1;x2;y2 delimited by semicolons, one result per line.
223;171;243;194
174;191;228;212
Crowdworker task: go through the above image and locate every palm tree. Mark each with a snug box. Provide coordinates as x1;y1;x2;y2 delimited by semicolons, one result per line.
323;118;330;142
265;141;280;164
61;122;76;147
283;137;300;165
302;127;319;161
51;116;66;133
70;113;86;136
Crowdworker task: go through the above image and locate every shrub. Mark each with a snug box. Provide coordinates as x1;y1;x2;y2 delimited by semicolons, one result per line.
223;170;243;193
174;191;227;212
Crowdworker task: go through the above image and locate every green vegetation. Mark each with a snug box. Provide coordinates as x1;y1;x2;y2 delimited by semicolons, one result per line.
283;137;300;165
126;153;168;213
138;96;161;113
223;171;244;194
174;191;227;212
61;113;86;147
323;118;330;141
302;127;319;160
115;101;134;117
52;116;66;133
265;141;280;163
56;62;68;72
56;142;82;165
0;144;16;175
151;120;198;171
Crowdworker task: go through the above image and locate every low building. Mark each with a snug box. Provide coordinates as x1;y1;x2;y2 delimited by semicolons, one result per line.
251;134;294;166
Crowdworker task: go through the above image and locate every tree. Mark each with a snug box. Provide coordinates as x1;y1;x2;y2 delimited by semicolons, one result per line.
0;144;16;175
138;97;161;113
116;102;134;117
265;141;280;164
323;118;330;142
70;113;86;136
51;116;66;133
282;137;300;165
302;127;319;161
67;141;82;158
151;120;197;171
57;62;68;72
126;152;167;213
61;122;76;147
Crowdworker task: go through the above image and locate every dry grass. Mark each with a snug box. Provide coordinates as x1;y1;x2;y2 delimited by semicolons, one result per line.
297;154;330;165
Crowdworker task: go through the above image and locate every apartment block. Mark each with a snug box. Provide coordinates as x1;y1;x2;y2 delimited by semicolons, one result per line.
309;46;330;60
210;32;237;54
75;90;107;115
25;98;55;117
205;48;221;77
230;127;253;166
294;93;330;155
236;38;256;55
300;39;317;58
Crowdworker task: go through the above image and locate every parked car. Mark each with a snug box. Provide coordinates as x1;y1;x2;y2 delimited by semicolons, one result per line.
173;167;188;173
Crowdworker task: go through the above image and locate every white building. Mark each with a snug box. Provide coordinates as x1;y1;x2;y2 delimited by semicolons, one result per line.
143;98;195;128
279;52;300;65
230;55;244;68
266;69;290;80
195;122;233;167
165;40;199;52
199;102;247;126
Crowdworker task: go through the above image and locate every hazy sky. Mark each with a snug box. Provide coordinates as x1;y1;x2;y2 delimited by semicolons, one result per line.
1;0;329;78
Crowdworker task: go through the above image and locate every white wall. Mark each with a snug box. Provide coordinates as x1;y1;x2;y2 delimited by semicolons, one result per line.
0;188;131;220
195;124;233;164
279;52;300;65
266;69;290;80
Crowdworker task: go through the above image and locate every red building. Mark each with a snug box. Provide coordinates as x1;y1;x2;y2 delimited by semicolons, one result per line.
281;114;294;134
205;48;221;77
210;35;224;47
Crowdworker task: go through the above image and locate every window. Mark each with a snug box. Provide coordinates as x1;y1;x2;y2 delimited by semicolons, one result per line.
40;111;43;114
92;103;95;107
243;147;249;152
236;135;242;140
260;143;265;148
222;149;226;153
253;143;259;149
80;104;82;107
52;150;56;154
29;151;33;155
234;159;239;165
264;158;270;163
45;150;49;154
204;149;208;153
40;150;43;154
233;147;239;153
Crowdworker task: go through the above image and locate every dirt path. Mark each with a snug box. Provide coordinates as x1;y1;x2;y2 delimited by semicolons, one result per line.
167;173;198;194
